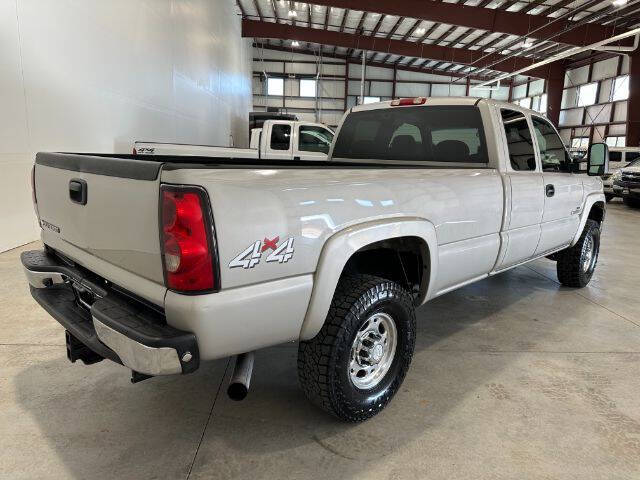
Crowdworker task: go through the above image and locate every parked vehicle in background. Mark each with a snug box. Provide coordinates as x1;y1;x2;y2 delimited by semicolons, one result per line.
134;120;334;161
249;111;297;133
603;147;640;201
22;97;607;422
613;157;640;207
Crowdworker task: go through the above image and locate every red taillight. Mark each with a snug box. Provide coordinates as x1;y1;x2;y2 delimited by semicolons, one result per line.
160;186;218;292
391;97;427;106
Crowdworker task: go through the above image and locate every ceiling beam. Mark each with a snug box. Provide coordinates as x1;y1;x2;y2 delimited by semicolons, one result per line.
253;42;508;82
243;19;555;77
295;0;630;48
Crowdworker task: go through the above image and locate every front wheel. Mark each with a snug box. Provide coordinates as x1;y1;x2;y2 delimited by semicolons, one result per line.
297;274;416;422
556;219;600;288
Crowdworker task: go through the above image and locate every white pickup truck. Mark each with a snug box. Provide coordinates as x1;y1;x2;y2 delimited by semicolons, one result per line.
22;97;607;422
133;120;334;161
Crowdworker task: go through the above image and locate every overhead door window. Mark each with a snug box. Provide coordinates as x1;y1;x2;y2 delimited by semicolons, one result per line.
501;110;536;171
531;117;571;172
270;124;291;151
299;126;334;154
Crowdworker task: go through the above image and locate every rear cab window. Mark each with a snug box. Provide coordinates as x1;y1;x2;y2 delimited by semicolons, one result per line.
332;105;489;166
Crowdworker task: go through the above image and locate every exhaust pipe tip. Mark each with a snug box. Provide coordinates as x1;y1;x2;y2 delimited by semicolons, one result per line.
227;352;254;401
227;382;249;401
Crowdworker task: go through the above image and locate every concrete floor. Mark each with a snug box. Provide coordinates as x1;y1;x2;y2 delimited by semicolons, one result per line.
1;201;639;480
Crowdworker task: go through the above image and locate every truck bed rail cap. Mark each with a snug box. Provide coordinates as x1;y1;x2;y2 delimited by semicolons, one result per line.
35;152;162;181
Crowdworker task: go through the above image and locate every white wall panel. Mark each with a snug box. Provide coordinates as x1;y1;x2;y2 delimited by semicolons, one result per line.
565;65;589;86
562;87;577;109
431;83;466;97
529;79;545;96
592;57;618;81
0;0;252;252
370;81;393;97
585;104;612;124
320;64;346;76
608;123;626;135
396;83;429;97
559;108;583;126
512;83;527;100
614;101;628;122
622;55;630;75
491;86;510;101
559;129;572;144
260;61;285;73
319;80;345;98
598;78;613;104
349;64;394;80
286;62;317;75
592;125;606;143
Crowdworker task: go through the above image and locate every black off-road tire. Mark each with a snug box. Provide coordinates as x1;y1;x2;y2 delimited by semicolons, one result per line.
556;219;600;288
623;197;640;208
297;274;416;422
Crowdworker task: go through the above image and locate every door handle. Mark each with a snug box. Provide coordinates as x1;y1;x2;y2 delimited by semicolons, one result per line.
69;179;87;205
545;184;555;197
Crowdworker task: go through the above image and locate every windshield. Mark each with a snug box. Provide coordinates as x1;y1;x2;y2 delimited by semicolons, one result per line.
333;105;488;164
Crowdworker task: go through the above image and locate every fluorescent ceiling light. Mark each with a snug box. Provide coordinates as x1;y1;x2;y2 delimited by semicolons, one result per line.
415;27;426;36
523;39;534;48
291;40;300;47
612;0;627;5
288;9;297;17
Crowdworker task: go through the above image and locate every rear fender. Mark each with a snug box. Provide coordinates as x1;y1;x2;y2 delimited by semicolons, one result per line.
299;218;438;340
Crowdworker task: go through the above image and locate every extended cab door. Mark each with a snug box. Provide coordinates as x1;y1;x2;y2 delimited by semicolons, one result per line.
293;124;334;160
495;109;544;269
530;116;583;255
262;122;294;160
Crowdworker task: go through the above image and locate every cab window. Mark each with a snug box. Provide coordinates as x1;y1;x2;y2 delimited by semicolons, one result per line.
270;124;291;151
501;109;536;171
299;126;334;154
531;117;572;172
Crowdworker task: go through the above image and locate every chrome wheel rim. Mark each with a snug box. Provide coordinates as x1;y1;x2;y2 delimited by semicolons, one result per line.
349;312;397;390
582;233;597;273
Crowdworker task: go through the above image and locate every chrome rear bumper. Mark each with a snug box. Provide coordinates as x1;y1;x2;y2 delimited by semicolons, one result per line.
21;249;198;376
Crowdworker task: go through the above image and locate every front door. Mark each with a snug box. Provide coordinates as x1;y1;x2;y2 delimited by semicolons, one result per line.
531;116;583;255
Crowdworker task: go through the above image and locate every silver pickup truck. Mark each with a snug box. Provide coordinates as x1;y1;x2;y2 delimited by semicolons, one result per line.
22;97;608;421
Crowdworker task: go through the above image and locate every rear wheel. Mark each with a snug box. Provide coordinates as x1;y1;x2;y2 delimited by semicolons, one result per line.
297;274;416;422
556;219;600;288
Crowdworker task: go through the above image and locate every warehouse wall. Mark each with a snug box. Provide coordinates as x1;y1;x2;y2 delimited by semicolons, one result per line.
252;49;510;128
0;0;252;252
557;56;630;148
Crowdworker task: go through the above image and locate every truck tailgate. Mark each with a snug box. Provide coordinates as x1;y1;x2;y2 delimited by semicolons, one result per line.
34;153;165;300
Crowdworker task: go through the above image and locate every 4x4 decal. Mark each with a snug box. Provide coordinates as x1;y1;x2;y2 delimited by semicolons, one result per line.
229;236;295;269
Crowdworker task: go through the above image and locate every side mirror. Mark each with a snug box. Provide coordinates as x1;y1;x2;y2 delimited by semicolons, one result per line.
587;142;609;176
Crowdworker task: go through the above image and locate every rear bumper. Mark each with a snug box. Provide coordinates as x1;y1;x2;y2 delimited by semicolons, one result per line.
22;249;199;376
